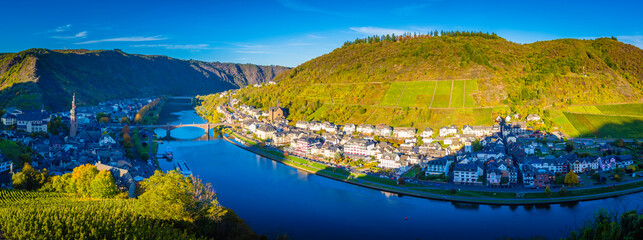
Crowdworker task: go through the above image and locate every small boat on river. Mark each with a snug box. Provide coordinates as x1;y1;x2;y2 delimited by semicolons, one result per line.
174;159;192;176
164;147;174;160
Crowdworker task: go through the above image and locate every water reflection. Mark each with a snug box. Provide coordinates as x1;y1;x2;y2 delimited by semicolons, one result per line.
381;191;401;198
451;202;480;210
534;204;552;210
560;201;579;209
296;170;309;182
154;126;207;140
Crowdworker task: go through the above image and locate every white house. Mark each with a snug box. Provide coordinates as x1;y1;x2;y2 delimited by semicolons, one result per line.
356;124;375;135
344;138;374;156
256;124;278;140
420;127;434;138
343;124;356;134
309;121;323;131
17;110;50;133
453;163;483;185
425;157;452;175
392;127;416;139
526;114;541;121
295;121;309;130
462;125;474;135
0;159;11;173
1;113;17;126
322;122;338;133
99;135;117;147
375;124;393;137
378;153;403;169
439;125;458;137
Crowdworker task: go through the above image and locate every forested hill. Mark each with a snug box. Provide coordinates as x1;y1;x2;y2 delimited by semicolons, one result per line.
232;33;643;130
0;48;289;111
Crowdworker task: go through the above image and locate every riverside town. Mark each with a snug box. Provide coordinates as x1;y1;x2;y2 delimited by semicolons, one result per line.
1;1;642;239
214;90;643;204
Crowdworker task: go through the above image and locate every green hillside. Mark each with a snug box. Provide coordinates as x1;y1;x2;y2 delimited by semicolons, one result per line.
0;49;289;111
211;33;643;136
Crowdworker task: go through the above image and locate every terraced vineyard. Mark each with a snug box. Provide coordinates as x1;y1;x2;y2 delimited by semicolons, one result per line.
0;189;202;240
376;79;481;108
551;103;643;139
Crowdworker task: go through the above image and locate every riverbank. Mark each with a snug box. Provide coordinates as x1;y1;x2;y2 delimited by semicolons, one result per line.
223;130;643;205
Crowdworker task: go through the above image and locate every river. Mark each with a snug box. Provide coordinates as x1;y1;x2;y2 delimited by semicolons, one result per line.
153;100;643;240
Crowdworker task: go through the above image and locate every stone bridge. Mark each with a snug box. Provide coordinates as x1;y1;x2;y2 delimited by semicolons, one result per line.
168;96;195;104
135;123;237;140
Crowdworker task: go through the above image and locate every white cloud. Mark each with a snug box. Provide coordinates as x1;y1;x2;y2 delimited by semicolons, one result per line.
131;44;213;50
306;34;324;39
52;31;88;39
617;35;643;49
349;26;410;36
75;36;167;44
54;24;71;32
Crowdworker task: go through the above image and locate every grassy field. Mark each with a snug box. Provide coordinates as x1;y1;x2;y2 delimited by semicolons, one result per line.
431;80;452;108
548;110;581;137
451;80;465;108
464;79;479;107
595;103;643;116
378;80;482;109
563;112;643;138
380;82;405;106
567;105;603;114
396;81;437;107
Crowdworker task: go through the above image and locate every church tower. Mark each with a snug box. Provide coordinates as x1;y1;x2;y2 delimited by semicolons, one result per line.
70;93;78;138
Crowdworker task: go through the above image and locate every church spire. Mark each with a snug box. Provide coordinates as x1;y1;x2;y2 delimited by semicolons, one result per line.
70;93;78;138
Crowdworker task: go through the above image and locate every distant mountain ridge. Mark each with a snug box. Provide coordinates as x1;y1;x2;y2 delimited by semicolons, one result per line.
0;48;289;111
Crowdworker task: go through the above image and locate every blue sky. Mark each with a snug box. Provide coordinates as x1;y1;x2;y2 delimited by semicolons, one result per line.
1;0;641;67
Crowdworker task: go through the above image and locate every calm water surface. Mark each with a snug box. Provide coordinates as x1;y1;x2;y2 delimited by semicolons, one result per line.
154;103;643;240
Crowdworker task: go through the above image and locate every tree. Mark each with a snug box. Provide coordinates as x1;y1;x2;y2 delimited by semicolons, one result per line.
614;139;625;147
565;141;574;152
121;125;130;136
96;112;108;121
140;152;150;161
99;116;110;123
120;116;130;124
472;139;483;151
544;185;551;196
555;174;565;185
563;210;642;240
397;177;405;185
334;151;343;160
138;170;227;222
41;173;75;193
12;163;48;190
71;164;99;197
47;116;65;135
123;132;132;143
564;170;579;186
90;170;120;198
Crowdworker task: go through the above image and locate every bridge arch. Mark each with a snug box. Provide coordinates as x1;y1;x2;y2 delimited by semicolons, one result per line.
135;123;234;140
